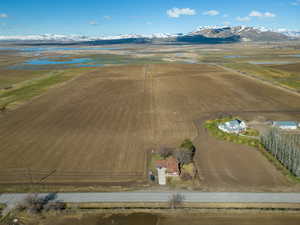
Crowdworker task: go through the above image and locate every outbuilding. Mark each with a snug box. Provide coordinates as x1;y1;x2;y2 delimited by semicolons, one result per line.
156;167;167;185
272;121;298;130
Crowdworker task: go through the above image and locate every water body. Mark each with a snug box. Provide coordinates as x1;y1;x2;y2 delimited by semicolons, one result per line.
249;61;292;65
224;55;245;59
176;53;185;57
279;54;300;58
76;64;103;68
183;59;198;64
25;58;92;65
0;46;121;52
9;57;102;70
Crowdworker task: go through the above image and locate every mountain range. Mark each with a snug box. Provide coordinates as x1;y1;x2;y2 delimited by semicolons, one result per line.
0;26;299;45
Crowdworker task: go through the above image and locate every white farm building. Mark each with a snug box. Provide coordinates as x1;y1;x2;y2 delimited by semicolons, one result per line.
218;119;247;134
272;121;298;130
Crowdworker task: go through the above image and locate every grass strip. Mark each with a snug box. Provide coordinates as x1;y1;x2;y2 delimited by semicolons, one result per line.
0;68;90;109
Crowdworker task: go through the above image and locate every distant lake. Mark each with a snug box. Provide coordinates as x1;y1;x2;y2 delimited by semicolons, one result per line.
183;59;198;64
0;46;122;52
25;58;92;65
176;53;184;57
279;54;300;58
248;61;292;65
224;55;245;59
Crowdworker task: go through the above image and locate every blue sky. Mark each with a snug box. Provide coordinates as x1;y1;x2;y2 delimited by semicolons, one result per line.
0;0;299;36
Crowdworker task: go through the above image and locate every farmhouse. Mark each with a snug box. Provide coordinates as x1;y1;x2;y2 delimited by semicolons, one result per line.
155;157;179;185
156;157;179;177
218;119;247;134
272;121;298;130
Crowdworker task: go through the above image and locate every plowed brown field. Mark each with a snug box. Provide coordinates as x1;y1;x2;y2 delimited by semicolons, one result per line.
0;64;300;188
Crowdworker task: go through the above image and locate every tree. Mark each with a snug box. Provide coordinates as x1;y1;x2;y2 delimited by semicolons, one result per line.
180;139;194;151
168;193;185;209
16;193;65;214
174;148;193;174
180;139;196;157
261;128;300;177
158;146;174;159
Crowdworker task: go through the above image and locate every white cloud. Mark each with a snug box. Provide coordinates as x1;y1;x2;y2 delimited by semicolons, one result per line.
223;21;231;26
277;28;288;32
291;0;300;6
0;13;8;18
89;21;98;25
264;12;276;17
236;16;251;22
249;10;276;18
203;10;220;16
103;16;111;20
166;7;196;18
249;11;263;17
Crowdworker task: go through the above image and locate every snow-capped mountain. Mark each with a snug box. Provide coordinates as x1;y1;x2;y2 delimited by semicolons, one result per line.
0;33;177;42
0;26;297;44
0;34;96;42
275;29;300;38
191;26;290;42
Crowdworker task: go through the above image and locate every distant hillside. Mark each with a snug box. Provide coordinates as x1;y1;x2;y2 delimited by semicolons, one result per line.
0;26;297;45
191;26;290;42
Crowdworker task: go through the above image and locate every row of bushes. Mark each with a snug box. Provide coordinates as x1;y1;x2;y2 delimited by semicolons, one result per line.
261;128;300;177
16;193;66;214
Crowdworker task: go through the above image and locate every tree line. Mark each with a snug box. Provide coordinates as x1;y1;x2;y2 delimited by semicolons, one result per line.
261;128;300;177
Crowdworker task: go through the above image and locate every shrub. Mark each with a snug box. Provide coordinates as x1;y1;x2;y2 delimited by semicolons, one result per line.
181;172;193;181
43;201;66;211
180;139;195;151
16;193;65;214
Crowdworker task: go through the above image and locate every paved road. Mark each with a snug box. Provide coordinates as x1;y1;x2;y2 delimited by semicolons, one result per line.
1;192;300;205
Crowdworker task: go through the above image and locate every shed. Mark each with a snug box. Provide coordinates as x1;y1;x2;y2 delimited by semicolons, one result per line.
156;167;167;185
272;121;298;130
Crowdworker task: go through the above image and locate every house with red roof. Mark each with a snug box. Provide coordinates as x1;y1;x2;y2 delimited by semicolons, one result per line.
155;157;179;177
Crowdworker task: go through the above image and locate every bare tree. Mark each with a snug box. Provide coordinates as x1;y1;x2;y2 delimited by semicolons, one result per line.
261;128;300;176
17;193;44;213
174;148;193;174
158;146;174;159
168;193;185;209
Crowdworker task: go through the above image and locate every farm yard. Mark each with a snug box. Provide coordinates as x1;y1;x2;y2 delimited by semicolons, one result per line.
0;63;300;191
